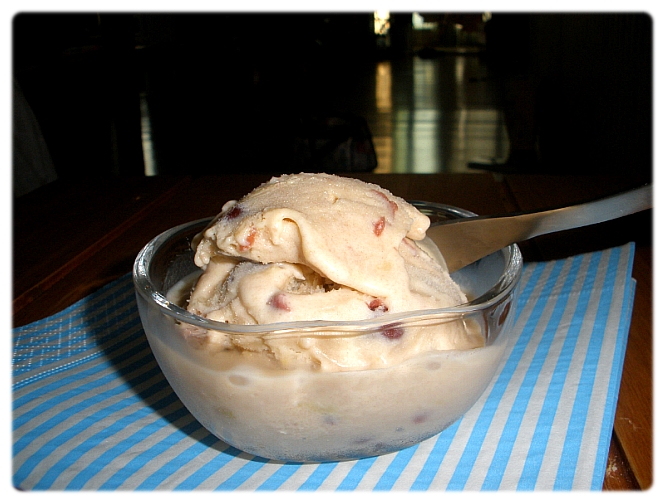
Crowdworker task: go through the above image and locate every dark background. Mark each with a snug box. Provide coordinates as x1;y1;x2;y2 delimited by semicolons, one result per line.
13;12;652;186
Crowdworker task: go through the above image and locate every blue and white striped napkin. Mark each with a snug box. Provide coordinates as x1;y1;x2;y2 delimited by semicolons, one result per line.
12;243;636;491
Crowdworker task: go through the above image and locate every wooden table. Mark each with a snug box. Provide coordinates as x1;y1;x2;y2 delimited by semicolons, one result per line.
12;172;652;490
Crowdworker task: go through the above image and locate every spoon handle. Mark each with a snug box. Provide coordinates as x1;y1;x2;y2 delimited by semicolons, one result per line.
427;184;652;272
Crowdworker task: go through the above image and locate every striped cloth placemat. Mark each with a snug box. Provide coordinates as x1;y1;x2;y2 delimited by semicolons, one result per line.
12;243;636;491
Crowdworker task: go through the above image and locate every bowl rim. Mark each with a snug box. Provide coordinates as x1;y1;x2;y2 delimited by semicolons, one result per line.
133;202;523;336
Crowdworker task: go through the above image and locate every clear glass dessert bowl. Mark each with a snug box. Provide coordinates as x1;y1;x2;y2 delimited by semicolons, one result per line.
133;202;523;463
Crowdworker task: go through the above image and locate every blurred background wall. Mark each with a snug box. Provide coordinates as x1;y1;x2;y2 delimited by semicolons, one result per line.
13;12;652;187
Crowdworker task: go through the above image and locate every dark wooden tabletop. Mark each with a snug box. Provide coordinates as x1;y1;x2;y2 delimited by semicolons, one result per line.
12;172;652;490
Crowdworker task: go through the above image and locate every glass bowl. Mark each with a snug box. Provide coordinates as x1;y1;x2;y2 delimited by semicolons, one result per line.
133;202;522;463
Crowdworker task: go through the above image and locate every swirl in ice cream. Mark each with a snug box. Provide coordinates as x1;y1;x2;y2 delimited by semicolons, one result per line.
180;173;482;370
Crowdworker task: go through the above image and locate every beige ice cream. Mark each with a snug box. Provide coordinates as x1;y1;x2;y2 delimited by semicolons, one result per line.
137;172;516;462
179;173;482;371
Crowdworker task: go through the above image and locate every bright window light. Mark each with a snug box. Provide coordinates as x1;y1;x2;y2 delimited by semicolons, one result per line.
412;13;438;31
374;11;390;35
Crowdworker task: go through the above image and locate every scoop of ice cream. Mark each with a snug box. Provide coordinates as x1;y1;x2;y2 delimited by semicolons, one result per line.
183;173;479;370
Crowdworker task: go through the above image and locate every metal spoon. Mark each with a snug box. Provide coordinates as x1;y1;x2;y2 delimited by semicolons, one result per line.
426;184;652;273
